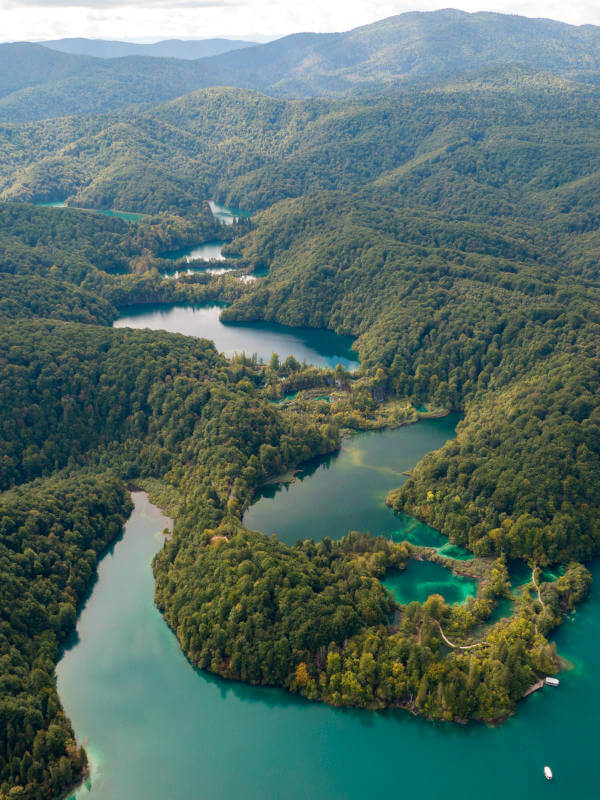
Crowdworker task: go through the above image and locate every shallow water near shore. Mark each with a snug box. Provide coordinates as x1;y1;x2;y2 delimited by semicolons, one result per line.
244;415;462;547
58;270;599;800
382;561;477;605
58;489;600;800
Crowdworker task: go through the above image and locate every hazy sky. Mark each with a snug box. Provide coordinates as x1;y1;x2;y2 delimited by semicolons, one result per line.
2;0;599;43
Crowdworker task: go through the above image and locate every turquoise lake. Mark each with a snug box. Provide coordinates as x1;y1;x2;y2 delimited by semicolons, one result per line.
382;562;477;605
161;240;227;262
209;200;252;224
36;200;146;220
244;415;463;547
60;295;600;799
114;303;359;370
58;488;600;800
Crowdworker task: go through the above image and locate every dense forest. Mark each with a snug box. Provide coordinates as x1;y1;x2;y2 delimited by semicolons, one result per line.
0;474;132;799
1;71;599;219
0;317;339;798
1;10;600;122
3;13;600;797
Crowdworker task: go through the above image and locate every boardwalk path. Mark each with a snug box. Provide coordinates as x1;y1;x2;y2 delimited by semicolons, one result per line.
436;621;482;650
532;569;546;609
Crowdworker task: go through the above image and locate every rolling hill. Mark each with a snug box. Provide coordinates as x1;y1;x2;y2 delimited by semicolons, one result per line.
41;36;256;60
1;10;600;122
199;9;600;94
4;11;600;792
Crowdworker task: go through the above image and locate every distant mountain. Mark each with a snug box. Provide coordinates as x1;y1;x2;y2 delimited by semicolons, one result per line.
41;37;256;60
2;10;600;122
0;45;223;121
200;9;600;94
0;42;92;98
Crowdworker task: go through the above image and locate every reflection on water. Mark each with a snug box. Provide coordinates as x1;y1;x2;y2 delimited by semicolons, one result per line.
161;240;227;262
245;417;461;546
114;303;359;370
57;480;600;800
209;200;252;225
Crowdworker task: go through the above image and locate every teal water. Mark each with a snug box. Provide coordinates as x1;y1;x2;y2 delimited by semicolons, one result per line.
96;208;146;221
394;512;450;548
114;303;359;370
542;567;565;583
437;542;474;561
245;417;473;603
382;562;476;605
488;594;515;623
58;491;600;800
270;391;299;404
244;416;461;546
209;200;252;225
162;240;227;262
509;559;534;589
35;200;145;221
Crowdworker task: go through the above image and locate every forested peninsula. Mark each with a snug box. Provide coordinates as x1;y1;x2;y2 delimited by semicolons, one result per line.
2;12;600;799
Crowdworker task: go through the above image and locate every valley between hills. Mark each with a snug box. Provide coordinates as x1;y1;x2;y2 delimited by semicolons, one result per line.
1;9;600;799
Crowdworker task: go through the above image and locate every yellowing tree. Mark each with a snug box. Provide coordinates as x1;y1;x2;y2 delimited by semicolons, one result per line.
295;662;310;688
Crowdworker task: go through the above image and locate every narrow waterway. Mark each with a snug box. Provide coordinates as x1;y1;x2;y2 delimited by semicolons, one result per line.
35;200;146;220
58;493;600;799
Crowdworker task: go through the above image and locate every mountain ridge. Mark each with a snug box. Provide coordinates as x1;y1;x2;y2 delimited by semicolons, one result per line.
40;36;257;60
1;10;600;122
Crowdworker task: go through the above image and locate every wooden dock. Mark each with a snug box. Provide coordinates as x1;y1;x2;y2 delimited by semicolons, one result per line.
523;679;544;698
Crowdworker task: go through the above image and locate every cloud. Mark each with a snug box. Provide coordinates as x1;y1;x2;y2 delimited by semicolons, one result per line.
1;0;242;8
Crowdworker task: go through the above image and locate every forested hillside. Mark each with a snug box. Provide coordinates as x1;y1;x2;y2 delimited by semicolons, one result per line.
0;474;132;799
153;69;600;717
3;71;599;217
3;13;600;796
2;11;600;122
0;229;338;797
199;9;600;95
219;75;600;567
0;44;222;122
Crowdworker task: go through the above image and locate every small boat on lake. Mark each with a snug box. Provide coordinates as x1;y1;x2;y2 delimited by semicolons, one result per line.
544;766;553;780
545;676;560;686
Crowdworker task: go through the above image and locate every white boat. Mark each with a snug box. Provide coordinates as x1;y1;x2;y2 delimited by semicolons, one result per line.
545;676;560;686
544;766;553;780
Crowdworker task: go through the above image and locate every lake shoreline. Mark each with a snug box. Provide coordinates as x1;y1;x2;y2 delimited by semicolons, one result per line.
56;491;174;800
114;302;360;370
53;464;600;799
55;765;91;800
250;407;450;499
